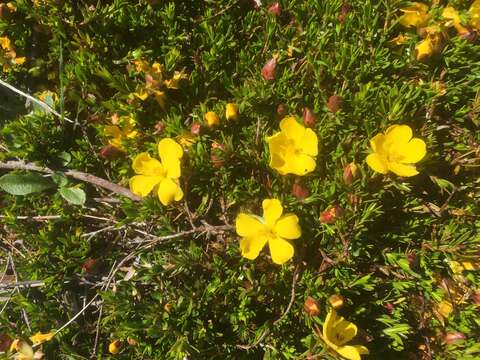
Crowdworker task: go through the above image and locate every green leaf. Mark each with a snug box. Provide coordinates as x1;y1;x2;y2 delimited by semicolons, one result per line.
0;173;54;195
59;187;86;205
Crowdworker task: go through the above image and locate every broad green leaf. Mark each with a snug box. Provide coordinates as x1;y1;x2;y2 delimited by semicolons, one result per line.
0;173;54;195
59;187;86;205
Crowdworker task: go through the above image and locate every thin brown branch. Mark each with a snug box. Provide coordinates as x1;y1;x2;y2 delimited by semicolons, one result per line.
0;160;140;201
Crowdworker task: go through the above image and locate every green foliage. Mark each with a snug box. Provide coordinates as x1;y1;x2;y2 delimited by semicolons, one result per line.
1;0;480;359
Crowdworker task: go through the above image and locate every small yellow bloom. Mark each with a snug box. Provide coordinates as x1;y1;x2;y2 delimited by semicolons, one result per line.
366;125;426;177
205;111;220;127
6;2;17;12
176;132;197;148
415;26;444;61
388;34;410;46
104;116;138;149
235;199;301;264
267;116;318;176
399;2;430;28
164;70;187;89
0;36;12;51
470;0;480;30
14;57;26;65
437;300;453;319
108;340;122;354
225;103;239;121
442;7;469;36
129;138;184;206
322;309;369;360
29;331;54;345
10;340;34;360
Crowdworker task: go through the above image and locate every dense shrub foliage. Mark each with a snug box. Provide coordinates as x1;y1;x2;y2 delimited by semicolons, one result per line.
1;0;480;359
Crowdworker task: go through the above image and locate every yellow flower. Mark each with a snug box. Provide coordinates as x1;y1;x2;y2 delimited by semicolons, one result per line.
470;0;480;30
442;7;469;36
267;116;318;176
415;25;444;61
399;2;430;28
205;111;220;127
29;331;54;345
235;198;301;264
9;340;34;360
108;340;122;354
129;138;184;206
366;125;426;177
0;36;12;51
225;103;239;121
104;116;138;149
322;309;369;360
164;70;187;89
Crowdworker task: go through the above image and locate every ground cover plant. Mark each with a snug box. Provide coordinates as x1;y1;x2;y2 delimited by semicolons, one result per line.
0;0;479;358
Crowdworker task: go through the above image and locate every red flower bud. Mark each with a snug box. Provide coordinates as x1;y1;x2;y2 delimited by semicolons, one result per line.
154;121;165;134
327;94;343;113
443;332;466;344
329;294;344;309
210;154;225;168
191;122;201;135
81;258;99;274
292;181;309;200
302;107;317;128
383;302;394;313
277;103;287;118
100;145;124;160
339;3;352;23
343;162;358;185
261;57;277;81
267;2;281;17
0;334;12;352
319;205;344;224
304;296;320;316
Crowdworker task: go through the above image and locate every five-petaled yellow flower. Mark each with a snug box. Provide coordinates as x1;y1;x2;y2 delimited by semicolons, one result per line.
235;199;301;264
366;125;426;177
267;116;318;176
129;138;184;206
323;309;369;360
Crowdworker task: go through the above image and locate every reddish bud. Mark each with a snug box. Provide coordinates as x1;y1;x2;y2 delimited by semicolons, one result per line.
304;296;320;316
343;162;358;185
328;294;344;309
0;334;12;352
292;181;309;200
154;121;165;134
210;154;225;168
383;302;394;313
327;94;343;113
261;57;277;81
339;3;352;23
443;332;466;344
471;290;480;305
100;145;124;160
277;103;287;118
211;142;226;151
81;258;99;274
406;251;418;268
347;193;360;207
191;122;201;135
127;338;137;346
267;2;281;17
302;107;317;128
460;31;477;43
319;205;344;224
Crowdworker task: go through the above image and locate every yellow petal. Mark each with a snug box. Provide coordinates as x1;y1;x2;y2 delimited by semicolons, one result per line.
323;309;336;343
132;153;164;176
301;128;319;156
164;71;186;89
157;178;183;206
235;213;265;238
274;214;301;239
268;237;294;264
399;3;430;28
151;62;163;74
133;89;149;101
366;153;388;174
397;138;426;163
29;331;54;345
389;34;409;46
104;125;122;139
153;89;166;108
470;0;480;30
279;116;305;140
239;235;268;260
262;199;283;227
387;162;419;177
10;340;34;360
129;175;162;197
442;7;469;35
369;133;386;153
205;111;220;127
15;57;26;65
415;33;443;61
0;36;11;50
158;138;183;179
336;345;362;360
334;317;358;344
282;153;316;176
437;300;453;318
385;125;413;144
225;103;239;121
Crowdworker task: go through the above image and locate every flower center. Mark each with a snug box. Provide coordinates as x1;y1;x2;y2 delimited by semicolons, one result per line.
284;139;303;156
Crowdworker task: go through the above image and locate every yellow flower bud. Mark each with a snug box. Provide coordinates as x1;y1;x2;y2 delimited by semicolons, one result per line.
205;111;220;127
225;103;239;121
108;340;122;354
